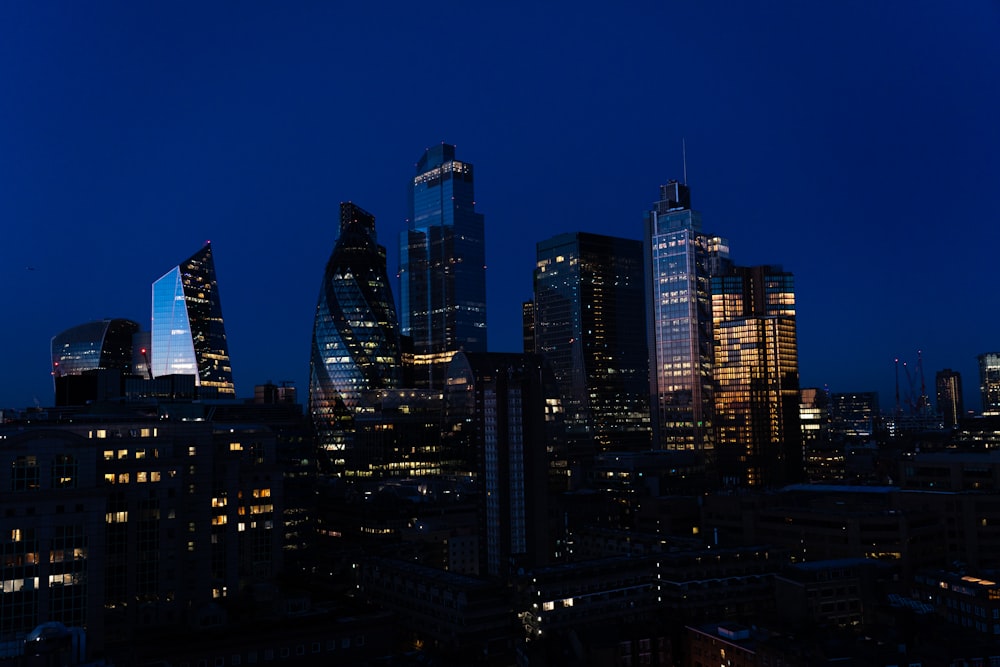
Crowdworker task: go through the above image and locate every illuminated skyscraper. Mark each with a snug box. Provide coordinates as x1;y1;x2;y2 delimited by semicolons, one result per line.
644;181;729;461
978;353;1000;415
712;265;801;487
150;243;234;396
310;202;402;474
399;144;487;386
51;318;139;380
935;368;964;426
533;232;650;453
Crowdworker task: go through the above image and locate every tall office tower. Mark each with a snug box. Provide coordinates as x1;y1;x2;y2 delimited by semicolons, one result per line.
534;232;650;455
644;181;730;465
979;353;1000;416
51;319;139;379
800;387;840;482
310;202;403;475
399;143;487;387
935;369;965;426
445;352;557;579
522;301;535;353
712;265;802;487
829;392;880;443
150;242;235;396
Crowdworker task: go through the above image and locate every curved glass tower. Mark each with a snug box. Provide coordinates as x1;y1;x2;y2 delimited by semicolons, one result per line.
310;202;402;474
51;318;140;380
150;242;235;396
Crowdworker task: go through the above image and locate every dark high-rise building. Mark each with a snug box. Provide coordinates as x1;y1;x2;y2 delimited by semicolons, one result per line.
51;319;139;380
712;265;801;487
979;353;1000;416
310;202;402;476
936;368;965;427
445;352;558;578
800;387;840;482
533;232;650;454
150;242;235;396
644;181;730;461
522;301;535;354
399;144;487;387
830;392;880;443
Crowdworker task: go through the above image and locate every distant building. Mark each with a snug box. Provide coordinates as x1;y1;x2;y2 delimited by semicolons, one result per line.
829;392;879;444
712;265;801;488
533;232;650;455
150;242;235;396
521;300;534;354
643;181;730;468
936;368;964;426
978;353;1000;415
800;387;839;482
51;318;139;380
399;144;487;387
309;203;402;476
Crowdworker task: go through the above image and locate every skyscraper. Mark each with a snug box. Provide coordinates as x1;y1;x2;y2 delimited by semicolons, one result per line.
310;202;402;475
150;242;234;396
51;318;139;380
644;181;730;462
935;368;964;427
399;144;487;386
712;265;801;487
978;353;1000;416
533;232;650;454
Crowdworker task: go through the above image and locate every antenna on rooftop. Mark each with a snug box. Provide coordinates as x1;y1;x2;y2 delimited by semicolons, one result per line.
682;138;688;185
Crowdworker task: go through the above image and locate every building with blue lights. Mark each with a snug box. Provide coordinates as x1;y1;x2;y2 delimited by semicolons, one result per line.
150;243;234;397
310;202;402;476
399;144;487;387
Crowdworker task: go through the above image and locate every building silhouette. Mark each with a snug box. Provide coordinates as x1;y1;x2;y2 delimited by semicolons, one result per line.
978;353;1000;415
643;181;730;465
51;319;139;380
712;265;802;488
532;232;650;456
150;242;235;396
399;143;487;387
935;368;964;427
309;202;402;476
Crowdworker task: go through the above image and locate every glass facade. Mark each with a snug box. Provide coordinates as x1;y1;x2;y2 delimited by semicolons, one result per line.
150;243;235;396
310;202;402;475
712;265;801;488
979;353;1000;416
399;144;487;382
533;232;650;454
935;368;964;426
51;318;139;381
644;182;729;459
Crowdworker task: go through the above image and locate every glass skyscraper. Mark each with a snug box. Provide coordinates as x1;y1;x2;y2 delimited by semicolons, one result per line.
712;265;801;488
310;202;402;475
51;318;139;380
399;144;487;385
935;368;964;426
533;232;650;454
150;242;235;396
978;353;1000;416
644;181;729;460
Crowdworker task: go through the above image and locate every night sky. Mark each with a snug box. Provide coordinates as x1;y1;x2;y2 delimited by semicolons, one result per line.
2;2;998;412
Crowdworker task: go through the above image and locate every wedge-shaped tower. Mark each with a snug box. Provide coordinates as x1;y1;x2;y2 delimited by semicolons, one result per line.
150;242;235;396
310;203;402;474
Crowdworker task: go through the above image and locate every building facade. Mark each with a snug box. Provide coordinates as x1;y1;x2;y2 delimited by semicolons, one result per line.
533;232;650;454
150;243;235;396
712;265;801;488
309;202;403;476
644;181;730;463
51;319;139;381
979;353;1000;416
399;144;487;387
936;368;965;427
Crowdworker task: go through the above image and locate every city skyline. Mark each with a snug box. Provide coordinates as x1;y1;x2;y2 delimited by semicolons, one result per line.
1;3;997;411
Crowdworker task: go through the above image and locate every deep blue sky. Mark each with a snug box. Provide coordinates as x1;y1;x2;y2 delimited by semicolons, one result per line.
2;2;998;412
